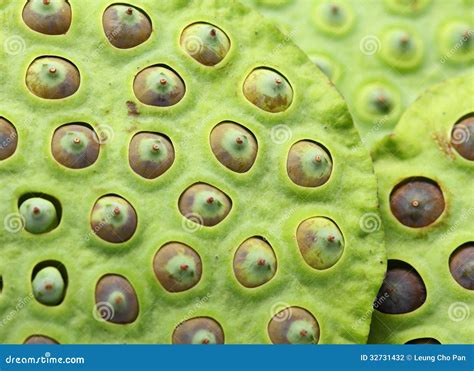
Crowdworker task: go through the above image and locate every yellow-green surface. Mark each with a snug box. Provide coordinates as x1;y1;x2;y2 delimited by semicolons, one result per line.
247;0;474;146
0;0;384;343
369;73;474;344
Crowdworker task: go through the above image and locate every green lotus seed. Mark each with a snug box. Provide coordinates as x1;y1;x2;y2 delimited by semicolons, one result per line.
90;195;137;243
449;243;473;290
311;1;354;36
19;197;59;234
24;335;59;344
287;140;333;187
22;0;72;35
379;27;424;70
26;56;80;99
32;266;65;305
390;178;445;228
180;23;230;66
153;242;202;293
439;21;473;64
268;306;320;344
243;68;293;113
133;65;185;107
102;4;152;49
210;122;258;173
128;132;175;179
296;217;344;270
172;317;224;344
0;117;18;161
178;183;232;227
95;274;139;324
233;237;277;288
451;114;474;161
51;124;100;169
375;260;426;314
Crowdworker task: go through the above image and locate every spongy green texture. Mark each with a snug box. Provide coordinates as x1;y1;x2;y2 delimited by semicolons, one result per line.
247;0;474;146
369;73;474;344
0;0;384;343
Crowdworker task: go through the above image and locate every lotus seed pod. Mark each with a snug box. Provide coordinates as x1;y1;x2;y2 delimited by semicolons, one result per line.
210;122;258;173
128;132;175;179
250;0;473;146
95;274;139;324
233;237;277;288
32;266;65;305
370;73;473;344
390;178;445;228
180;23;230;66
451;114;474;160
24;335;59;344
375;261;426;314
133;65;185;107
296;217;344;270
268;307;320;344
311;1;354;36
90;195;137;243
243;68;293;113
355;82;401;126
153;242;202;292
0;117;18;161
172;317;224;344
51;124;100;169
19;197;59;234
287;140;332;187
179;183;232;227
1;0;385;344
449;243;474;290
102;4;152;49
26;57;80;99
22;0;72;35
405;338;441;345
379;28;423;70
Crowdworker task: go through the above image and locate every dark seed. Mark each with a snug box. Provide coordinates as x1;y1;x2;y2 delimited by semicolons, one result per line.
0;117;18;160
22;0;71;35
449;242;473;290
375;260;426;314
268;306;320;344
129;132;175;179
24;335;59;344
95;274;139;324
153;242;202;292
390;178;445;228
51;124;100;169
405;338;441;344
172;317;224;344
102;4;152;49
451;114;474;161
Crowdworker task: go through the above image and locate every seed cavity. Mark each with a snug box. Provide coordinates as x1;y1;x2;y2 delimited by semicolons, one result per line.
24;335;59;344
95;274;139;324
180;22;230;66
172;317;224;344
439;21;473;64
90;195;137;243
451;113;474;161
243;68;293;113
312;1;354;36
390;177;445;228
287;140;332;187
0;117;18;161
22;0;72;35
210;122;258;173
102;4;152;49
153;242;202;292
405;338;441;344
51;123;100;169
31;261;67;306
129;132;175;179
179;183;232;227
26;56;80;99
268;306;320;344
133;65;185;107
296;217;344;270
375;260;426;314
233;237;277;288
19;195;60;234
379;27;423;70
449;242;473;290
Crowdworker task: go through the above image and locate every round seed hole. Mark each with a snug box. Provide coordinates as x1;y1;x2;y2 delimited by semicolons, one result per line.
18;193;61;234
449;242;473;290
31;260;68;306
268;306;320;344
451;113;474;161
0;117;18;161
172;317;224;344
22;0;72;35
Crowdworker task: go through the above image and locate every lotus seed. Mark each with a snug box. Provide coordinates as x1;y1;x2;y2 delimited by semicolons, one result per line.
32;266;65;305
22;0;71;35
268;306;320;344
19;197;59;234
0;117;18;161
172;317;224;344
